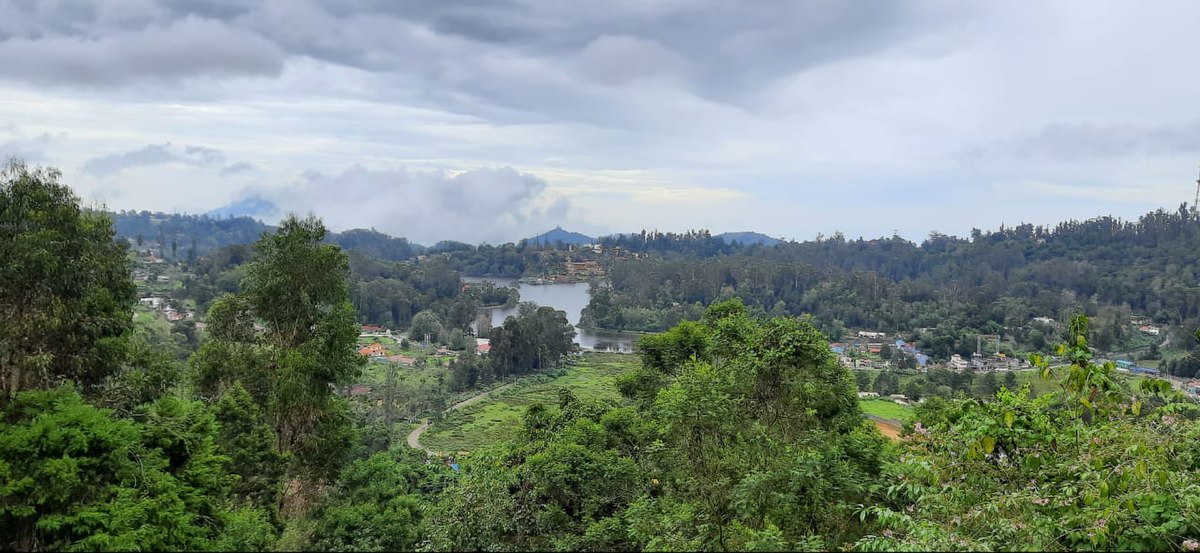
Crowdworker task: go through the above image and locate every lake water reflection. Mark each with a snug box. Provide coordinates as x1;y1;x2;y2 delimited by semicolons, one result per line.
463;276;639;353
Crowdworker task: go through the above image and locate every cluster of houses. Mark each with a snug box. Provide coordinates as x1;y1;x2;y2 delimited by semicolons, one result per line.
830;334;931;370
574;242;644;259
1036;315;1162;336
564;260;603;278
947;352;1024;372
1137;324;1161;336
130;249;171;283
355;324;481;367
356;341;455;366
518;260;606;285
832;329;1040;373
132;269;172;283
138;297;194;322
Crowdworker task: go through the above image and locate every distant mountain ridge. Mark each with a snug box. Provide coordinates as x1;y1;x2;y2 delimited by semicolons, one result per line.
205;196;279;221
524;226;595;246
110;211;428;261
715;231;782;246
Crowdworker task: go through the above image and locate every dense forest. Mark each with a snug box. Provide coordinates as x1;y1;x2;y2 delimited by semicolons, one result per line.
580;209;1200;368
6;160;1200;551
171;242;518;333
111;211;422;262
110;210;580;277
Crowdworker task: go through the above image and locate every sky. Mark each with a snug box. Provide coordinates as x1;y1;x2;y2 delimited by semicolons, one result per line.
2;0;1200;245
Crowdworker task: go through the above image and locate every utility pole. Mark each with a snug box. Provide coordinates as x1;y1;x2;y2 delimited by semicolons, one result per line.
1193;166;1200;218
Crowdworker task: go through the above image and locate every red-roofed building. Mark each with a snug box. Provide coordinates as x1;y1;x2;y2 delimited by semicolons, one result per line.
358;343;386;357
477;343;491;355
361;324;385;333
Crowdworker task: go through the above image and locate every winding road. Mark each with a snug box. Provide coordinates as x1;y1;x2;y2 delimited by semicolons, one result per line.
406;381;517;455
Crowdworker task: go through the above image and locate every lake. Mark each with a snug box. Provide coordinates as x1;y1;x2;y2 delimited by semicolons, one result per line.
464;276;640;353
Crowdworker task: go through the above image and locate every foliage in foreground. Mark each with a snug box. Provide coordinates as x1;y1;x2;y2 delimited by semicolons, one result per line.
858;316;1200;552
426;300;887;551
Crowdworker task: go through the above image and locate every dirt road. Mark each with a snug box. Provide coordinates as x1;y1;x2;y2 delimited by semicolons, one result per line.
406;381;516;455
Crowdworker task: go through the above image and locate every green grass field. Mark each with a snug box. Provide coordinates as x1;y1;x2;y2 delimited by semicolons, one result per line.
421;352;639;453
859;399;913;421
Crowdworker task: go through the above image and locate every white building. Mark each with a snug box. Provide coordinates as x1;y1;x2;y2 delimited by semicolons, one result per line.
948;354;970;371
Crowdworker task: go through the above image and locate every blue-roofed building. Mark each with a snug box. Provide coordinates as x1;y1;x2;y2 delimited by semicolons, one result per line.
1130;366;1160;376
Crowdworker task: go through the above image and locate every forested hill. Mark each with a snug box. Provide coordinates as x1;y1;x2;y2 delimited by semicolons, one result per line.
584;205;1200;369
109;210;425;261
110;210;272;260
716;231;782;246
523;226;594;246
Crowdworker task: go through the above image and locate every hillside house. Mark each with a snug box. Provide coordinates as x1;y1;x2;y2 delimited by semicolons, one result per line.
948;354;970;371
564;260;603;277
358;343;386;357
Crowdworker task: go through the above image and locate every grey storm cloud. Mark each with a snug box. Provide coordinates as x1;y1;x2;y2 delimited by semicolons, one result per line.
266;165;570;244
0;13;283;86
82;142;228;177
0;0;962;114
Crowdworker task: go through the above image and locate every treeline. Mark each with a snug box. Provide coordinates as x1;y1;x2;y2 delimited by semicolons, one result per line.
582;206;1200;360
109;210;591;278
0;161;578;551
856;366;1019;401
174;242;520;333
111;210;271;260
598;228;745;257
111;211;422;262
3;162;372;549
445;305;576;391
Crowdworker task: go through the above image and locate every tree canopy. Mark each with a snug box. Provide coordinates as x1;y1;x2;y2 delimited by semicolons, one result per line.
1;160;136;396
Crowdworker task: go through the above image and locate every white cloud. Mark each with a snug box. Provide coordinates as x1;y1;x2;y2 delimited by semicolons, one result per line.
263;165;572;244
1;0;1200;243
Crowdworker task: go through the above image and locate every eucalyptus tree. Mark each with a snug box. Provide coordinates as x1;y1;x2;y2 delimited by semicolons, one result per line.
191;215;365;502
0;159;136;397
